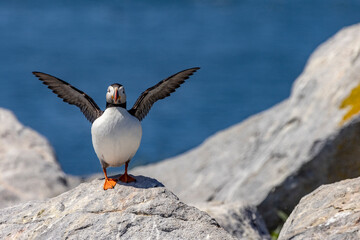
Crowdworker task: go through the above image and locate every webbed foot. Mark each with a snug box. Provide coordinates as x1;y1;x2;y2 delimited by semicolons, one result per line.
118;173;136;183
103;178;118;190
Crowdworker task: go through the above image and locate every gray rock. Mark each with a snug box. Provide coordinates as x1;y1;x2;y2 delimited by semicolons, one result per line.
195;202;270;240
133;23;360;229
0;108;81;208
278;177;360;240
0;175;236;240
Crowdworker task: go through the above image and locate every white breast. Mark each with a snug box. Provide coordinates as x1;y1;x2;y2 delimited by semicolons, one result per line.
91;107;142;167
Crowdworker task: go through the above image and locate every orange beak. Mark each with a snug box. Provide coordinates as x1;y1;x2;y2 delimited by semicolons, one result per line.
114;87;119;102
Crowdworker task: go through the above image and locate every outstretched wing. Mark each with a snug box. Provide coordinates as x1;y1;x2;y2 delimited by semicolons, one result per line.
33;72;103;123
128;67;200;121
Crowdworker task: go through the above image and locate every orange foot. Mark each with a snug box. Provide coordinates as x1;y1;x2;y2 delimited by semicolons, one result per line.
103;178;118;190
119;173;136;183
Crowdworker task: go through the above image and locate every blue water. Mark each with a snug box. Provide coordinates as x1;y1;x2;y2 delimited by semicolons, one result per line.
1;1;360;176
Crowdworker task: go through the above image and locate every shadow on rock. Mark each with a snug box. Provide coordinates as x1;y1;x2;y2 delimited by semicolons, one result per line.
101;174;165;189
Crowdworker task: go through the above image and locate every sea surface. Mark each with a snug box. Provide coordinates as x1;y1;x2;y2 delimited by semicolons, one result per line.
1;0;360;176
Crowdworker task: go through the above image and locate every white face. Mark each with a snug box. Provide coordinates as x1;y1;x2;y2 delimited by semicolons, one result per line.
106;85;126;104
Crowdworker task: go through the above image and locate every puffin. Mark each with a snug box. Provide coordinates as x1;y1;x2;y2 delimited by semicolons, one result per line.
33;67;199;190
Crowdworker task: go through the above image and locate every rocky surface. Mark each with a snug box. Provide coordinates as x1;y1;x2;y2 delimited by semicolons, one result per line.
195;201;270;240
133;23;360;229
0;175;236;240
0;108;81;209
279;177;360;240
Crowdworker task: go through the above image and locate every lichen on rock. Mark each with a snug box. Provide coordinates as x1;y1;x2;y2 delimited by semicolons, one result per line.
339;83;360;125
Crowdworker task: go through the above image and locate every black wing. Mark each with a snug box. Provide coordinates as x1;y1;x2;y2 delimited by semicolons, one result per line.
128;67;200;121
33;72;103;123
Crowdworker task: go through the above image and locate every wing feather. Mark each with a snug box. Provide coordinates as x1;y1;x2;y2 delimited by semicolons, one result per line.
129;67;200;121
33;72;103;123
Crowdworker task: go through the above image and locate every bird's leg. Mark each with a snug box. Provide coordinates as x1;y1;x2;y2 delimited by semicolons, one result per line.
103;167;118;190
119;161;136;183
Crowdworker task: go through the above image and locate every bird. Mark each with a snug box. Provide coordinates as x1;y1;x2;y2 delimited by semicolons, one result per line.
33;67;200;190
